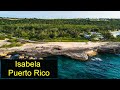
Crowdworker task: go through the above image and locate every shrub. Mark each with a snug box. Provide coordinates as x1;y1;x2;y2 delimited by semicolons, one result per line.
7;38;19;42
0;35;6;40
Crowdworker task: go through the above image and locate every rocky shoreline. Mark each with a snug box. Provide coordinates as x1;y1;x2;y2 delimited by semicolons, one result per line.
0;42;120;61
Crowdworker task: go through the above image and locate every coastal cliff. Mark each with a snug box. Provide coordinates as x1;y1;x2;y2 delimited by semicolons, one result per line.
0;42;120;61
97;42;120;54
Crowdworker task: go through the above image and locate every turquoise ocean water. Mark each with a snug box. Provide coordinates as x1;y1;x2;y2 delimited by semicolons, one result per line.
0;53;120;79
58;54;120;79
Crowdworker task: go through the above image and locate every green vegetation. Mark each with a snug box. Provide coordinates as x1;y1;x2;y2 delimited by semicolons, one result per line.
0;42;22;48
0;18;120;41
44;38;89;42
7;38;19;42
0;35;6;40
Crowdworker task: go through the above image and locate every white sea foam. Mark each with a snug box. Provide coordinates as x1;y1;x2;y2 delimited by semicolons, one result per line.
116;54;120;56
91;57;102;61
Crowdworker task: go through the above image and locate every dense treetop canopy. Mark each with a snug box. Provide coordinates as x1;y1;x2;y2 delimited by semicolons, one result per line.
0;18;120;41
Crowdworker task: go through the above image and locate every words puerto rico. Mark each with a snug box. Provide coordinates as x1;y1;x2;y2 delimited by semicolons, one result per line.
1;60;58;78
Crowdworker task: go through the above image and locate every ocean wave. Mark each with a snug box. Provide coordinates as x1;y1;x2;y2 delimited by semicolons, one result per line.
91;57;102;61
115;54;120;57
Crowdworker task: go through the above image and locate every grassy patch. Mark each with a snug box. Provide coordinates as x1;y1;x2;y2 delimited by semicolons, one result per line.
7;38;19;42
0;42;22;48
44;39;89;42
39;38;89;42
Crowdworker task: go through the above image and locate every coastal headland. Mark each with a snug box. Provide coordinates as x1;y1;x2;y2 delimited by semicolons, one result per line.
1;40;120;61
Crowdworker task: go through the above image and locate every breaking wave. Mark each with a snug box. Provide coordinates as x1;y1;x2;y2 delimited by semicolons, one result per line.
91;57;103;61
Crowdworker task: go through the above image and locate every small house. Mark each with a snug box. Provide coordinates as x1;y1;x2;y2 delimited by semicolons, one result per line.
84;32;104;40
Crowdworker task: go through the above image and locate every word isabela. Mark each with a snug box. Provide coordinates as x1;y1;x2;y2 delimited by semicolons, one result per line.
7;60;51;77
8;69;50;76
15;61;41;67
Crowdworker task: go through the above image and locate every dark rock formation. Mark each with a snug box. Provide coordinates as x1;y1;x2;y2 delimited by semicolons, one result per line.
97;43;120;54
